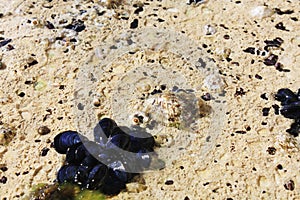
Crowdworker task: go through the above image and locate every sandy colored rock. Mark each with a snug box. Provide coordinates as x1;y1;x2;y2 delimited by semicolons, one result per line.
0;0;299;199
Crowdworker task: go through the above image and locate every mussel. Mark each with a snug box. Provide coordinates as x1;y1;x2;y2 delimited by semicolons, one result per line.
53;117;158;195
53;131;82;154
86;163;108;189
94;118;118;144
275;88;298;105
57;165;79;184
280;101;300;119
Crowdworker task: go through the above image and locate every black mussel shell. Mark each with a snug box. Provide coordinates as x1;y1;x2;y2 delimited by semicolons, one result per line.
66;143;87;164
94;118;118;144
280;101;300;119
76;155;100;187
107;133;131;151
275;88;298;105
287;119;300;137
100;169;126;195
107;160;131;182
80;154;99;168
86;163;108;189
76;165;90;187
83;140;105;157
136;148;152;169
129;135;155;153
57;165;79;183
126;128;155;152
53;131;82;154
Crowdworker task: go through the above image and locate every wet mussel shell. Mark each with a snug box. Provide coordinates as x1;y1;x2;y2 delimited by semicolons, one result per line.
100;169;127;195
287;119;300;137
106;133;131;150
280;101;300;119
57;165;79;184
94;118;118;144
54;131;82;154
66;143;88;164
86;163;108;189
275;88;298;105
54;117;157;195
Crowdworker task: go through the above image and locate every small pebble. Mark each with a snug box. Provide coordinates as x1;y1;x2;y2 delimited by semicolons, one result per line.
263;54;278;66
38;126;51;135
0;176;7;184
284;180;295;191
165;180;174;185
201;93;212;101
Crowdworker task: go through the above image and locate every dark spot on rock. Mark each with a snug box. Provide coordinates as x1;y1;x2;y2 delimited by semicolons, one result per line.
223;34;230;40
18;92;25;97
284;180;295;191
262;121;267;125
0;166;8;172
184;196;190;200
234;88;246;97
262;107;270;116
255;74;262;80
41;147;50;156
157;18;165;22
165;180;174;185
277;164;283;170
130;19;138;29
275;22;289;31
134;7;144;15
274;8;294;15
0;39;12;48
22;171;29;175
264;37;284;49
235;130;246;134
45;21;55;29
290;17;298;21
243;47;255;54
160;85;166;90
275;62;290;72
263;54;278;66
260;93;268;100
65;20;85;32
0;176;7;184
201;93;212;101
272;104;280;115
77;103;84;110
266;147;276;155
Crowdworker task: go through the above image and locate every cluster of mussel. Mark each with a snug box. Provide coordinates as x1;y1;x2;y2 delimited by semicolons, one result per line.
275;88;300;137
53;118;156;195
